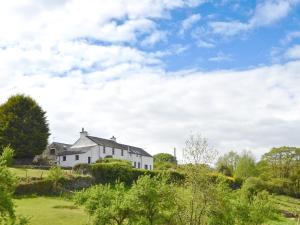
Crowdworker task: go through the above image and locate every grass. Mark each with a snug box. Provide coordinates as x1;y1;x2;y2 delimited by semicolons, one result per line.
9;167;73;179
267;195;300;225
9;167;50;178
14;196;88;225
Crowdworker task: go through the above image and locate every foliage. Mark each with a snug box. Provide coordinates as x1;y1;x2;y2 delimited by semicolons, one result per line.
0;148;29;225
75;175;177;225
75;182;132;225
0;94;50;159
259;146;300;197
234;151;257;180
47;166;66;189
0;146;14;167
153;153;177;164
95;158;131;165
129;175;177;225
89;163;184;185
216;151;240;176
153;161;177;170
183;133;217;164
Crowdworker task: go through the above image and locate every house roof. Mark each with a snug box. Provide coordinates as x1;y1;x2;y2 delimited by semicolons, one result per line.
87;136;152;157
57;146;94;156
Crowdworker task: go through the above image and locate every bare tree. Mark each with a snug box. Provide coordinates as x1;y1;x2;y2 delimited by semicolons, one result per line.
183;133;218;165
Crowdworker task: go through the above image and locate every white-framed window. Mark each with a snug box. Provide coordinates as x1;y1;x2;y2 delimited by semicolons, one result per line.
63;156;66;161
121;149;124;156
134;162;136;168
138;162;141;168
112;148;115;155
75;155;79;160
103;146;106;154
144;164;148;170
149;165;152;170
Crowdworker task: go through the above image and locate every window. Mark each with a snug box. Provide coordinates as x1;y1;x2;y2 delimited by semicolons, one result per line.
134;162;136;168
63;156;66;161
103;146;106;154
121;149;124;156
50;148;55;155
144;164;148;170
149;165;152;170
75;155;79;160
88;157;91;164
138;162;141;168
112;148;115;155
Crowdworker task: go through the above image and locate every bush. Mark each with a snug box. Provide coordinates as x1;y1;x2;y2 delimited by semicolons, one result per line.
90;163;185;185
73;163;92;175
15;175;94;195
95;158;131;166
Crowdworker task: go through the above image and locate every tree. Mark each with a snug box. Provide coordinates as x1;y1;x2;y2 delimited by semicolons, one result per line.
262;146;300;178
0;94;50;159
216;151;240;176
183;133;217;165
129;175;177;225
0;147;29;225
153;153;177;170
234;151;257;180
153;153;177;164
75;182;132;225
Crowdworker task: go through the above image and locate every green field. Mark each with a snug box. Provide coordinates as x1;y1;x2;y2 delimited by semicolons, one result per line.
9;167;73;178
9;167;50;178
14;197;88;225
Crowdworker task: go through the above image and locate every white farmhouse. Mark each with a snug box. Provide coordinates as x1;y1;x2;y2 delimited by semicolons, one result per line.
55;128;153;170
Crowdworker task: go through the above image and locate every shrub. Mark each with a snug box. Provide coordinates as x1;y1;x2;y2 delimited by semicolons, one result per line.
73;163;92;175
95;158;131;166
90;163;185;185
15;175;94;195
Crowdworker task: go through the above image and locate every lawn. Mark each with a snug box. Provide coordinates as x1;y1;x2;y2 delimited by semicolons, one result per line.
9;167;73;178
14;197;88;225
268;195;299;225
9;167;50;178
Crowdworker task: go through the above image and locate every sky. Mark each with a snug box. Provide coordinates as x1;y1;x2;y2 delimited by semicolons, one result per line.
1;0;300;160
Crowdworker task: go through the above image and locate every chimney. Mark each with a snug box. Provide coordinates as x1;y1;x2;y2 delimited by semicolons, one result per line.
80;128;88;137
110;136;117;142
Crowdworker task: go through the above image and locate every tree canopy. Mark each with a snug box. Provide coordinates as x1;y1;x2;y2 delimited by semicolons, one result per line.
153;153;177;163
0;94;50;159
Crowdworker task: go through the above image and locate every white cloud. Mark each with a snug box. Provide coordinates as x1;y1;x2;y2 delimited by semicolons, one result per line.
285;44;300;59
1;0;300;161
2;59;300;158
209;0;299;36
180;14;201;35
141;30;168;47
209;52;232;61
281;31;300;44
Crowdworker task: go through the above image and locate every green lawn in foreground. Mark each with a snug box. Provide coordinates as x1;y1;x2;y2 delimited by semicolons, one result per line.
14;197;88;225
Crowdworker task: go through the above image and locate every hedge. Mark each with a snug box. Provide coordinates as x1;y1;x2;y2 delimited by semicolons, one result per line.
15;175;94;195
73;163;185;185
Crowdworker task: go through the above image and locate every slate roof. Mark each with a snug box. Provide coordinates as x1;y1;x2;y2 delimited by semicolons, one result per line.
57;146;94;156
87;136;152;157
50;142;71;151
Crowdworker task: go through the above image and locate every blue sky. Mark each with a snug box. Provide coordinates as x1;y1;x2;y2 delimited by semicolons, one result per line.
1;0;300;159
139;1;300;71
